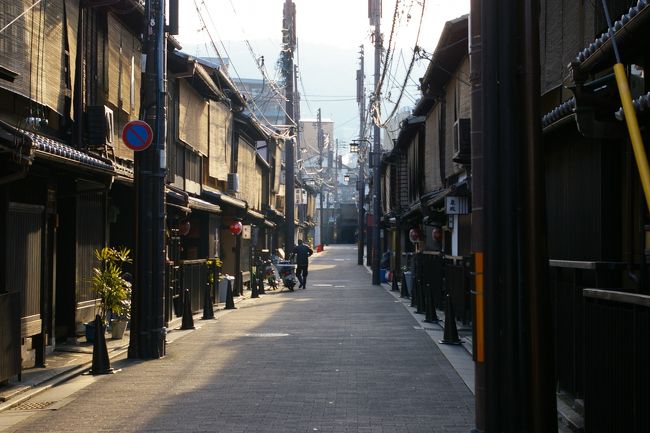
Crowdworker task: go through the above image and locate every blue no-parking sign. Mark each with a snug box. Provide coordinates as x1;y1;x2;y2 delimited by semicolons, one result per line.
122;120;153;151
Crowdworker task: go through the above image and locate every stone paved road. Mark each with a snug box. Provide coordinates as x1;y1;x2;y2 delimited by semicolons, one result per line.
8;245;474;433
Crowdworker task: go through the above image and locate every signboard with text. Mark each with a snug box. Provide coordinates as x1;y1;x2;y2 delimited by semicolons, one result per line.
445;196;469;215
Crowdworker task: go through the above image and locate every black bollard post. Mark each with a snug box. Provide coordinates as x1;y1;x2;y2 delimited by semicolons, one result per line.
440;293;462;345
225;279;236;310
251;271;259;298
400;272;409;298
202;281;215;320
91;315;113;374
415;280;425;314
410;279;417;307
423;281;439;323
257;272;266;295
181;289;195;329
414;254;425;314
391;272;400;292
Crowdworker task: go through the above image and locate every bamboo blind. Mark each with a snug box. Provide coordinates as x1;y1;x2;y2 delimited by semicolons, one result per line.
254;164;263;210
178;79;209;155
107;14;141;116
273;140;282;193
237;138;261;208
0;0;66;114
107;13;142;160
208;100;231;181
66;0;78;117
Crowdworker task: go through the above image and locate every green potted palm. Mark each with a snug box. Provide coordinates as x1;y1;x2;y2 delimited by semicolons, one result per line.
89;246;132;341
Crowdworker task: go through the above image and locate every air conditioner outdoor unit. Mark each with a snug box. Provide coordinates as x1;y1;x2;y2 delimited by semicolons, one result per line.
227;173;239;193
86;105;114;148
452;118;471;164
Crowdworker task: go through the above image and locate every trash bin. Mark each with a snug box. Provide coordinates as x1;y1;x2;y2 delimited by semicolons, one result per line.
380;269;389;283
218;276;235;303
403;271;413;293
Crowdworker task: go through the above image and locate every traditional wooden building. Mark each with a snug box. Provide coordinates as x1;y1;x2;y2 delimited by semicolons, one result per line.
0;0;145;381
0;0;289;385
380;15;472;322
540;1;650;431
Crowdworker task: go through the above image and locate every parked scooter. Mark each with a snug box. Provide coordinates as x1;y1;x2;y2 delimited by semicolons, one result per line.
276;260;297;291
268;248;297;291
263;258;278;290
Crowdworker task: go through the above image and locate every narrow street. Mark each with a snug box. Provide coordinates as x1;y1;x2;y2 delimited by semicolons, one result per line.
2;245;474;433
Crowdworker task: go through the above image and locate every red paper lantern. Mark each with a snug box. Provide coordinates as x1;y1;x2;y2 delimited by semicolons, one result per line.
229;220;243;235
408;228;422;243
432;226;443;242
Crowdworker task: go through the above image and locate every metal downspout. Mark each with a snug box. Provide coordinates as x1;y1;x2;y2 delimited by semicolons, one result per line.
469;0;485;431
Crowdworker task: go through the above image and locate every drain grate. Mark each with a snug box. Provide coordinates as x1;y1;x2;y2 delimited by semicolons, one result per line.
13;401;56;411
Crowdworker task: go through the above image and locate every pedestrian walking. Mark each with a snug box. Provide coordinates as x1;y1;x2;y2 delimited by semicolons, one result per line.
292;238;313;289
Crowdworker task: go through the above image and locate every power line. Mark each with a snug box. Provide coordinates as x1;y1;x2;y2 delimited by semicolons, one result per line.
375;0;402;97
193;0;296;135
373;0;427;128
224;0;291;108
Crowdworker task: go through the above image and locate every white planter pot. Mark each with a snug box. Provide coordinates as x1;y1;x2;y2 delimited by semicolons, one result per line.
111;319;128;339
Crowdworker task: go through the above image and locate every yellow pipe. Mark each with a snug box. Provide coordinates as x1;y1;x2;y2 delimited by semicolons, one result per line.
614;63;650;213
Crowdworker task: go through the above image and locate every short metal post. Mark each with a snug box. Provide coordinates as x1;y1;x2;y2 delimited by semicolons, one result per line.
180;289;195;329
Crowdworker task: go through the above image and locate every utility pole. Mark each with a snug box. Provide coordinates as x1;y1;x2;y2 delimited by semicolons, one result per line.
129;0;171;359
370;0;382;285
476;1;556;431
356;46;366;265
334;139;339;208
283;0;296;253
294;64;301;171
317;108;324;245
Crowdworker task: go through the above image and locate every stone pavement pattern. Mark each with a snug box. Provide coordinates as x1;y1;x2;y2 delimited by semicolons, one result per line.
8;245;474;433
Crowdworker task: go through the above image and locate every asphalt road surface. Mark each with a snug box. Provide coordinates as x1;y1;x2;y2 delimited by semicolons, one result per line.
4;244;474;433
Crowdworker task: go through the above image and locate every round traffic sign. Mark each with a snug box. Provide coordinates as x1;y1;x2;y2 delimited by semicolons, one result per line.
122;120;153;151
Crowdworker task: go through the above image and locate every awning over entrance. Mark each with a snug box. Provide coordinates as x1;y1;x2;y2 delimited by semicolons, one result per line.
202;187;246;210
246;208;264;221
421;187;452;209
188;196;221;214
263;205;285;223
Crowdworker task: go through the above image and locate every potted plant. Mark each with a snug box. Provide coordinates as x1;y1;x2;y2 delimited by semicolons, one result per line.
110;282;131;339
88;246;132;341
205;257;222;302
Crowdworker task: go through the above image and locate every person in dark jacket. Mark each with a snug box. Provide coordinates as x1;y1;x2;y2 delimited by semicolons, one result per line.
292;239;314;289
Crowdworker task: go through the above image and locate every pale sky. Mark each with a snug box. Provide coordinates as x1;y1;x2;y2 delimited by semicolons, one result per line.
178;0;470;147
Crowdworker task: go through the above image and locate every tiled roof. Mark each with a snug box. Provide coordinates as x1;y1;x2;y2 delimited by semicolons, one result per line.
574;0;648;64
615;91;650;120
542;98;576;129
21;130;113;171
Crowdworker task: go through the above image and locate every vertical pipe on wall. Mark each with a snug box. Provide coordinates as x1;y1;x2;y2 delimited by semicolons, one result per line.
469;0;485;429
